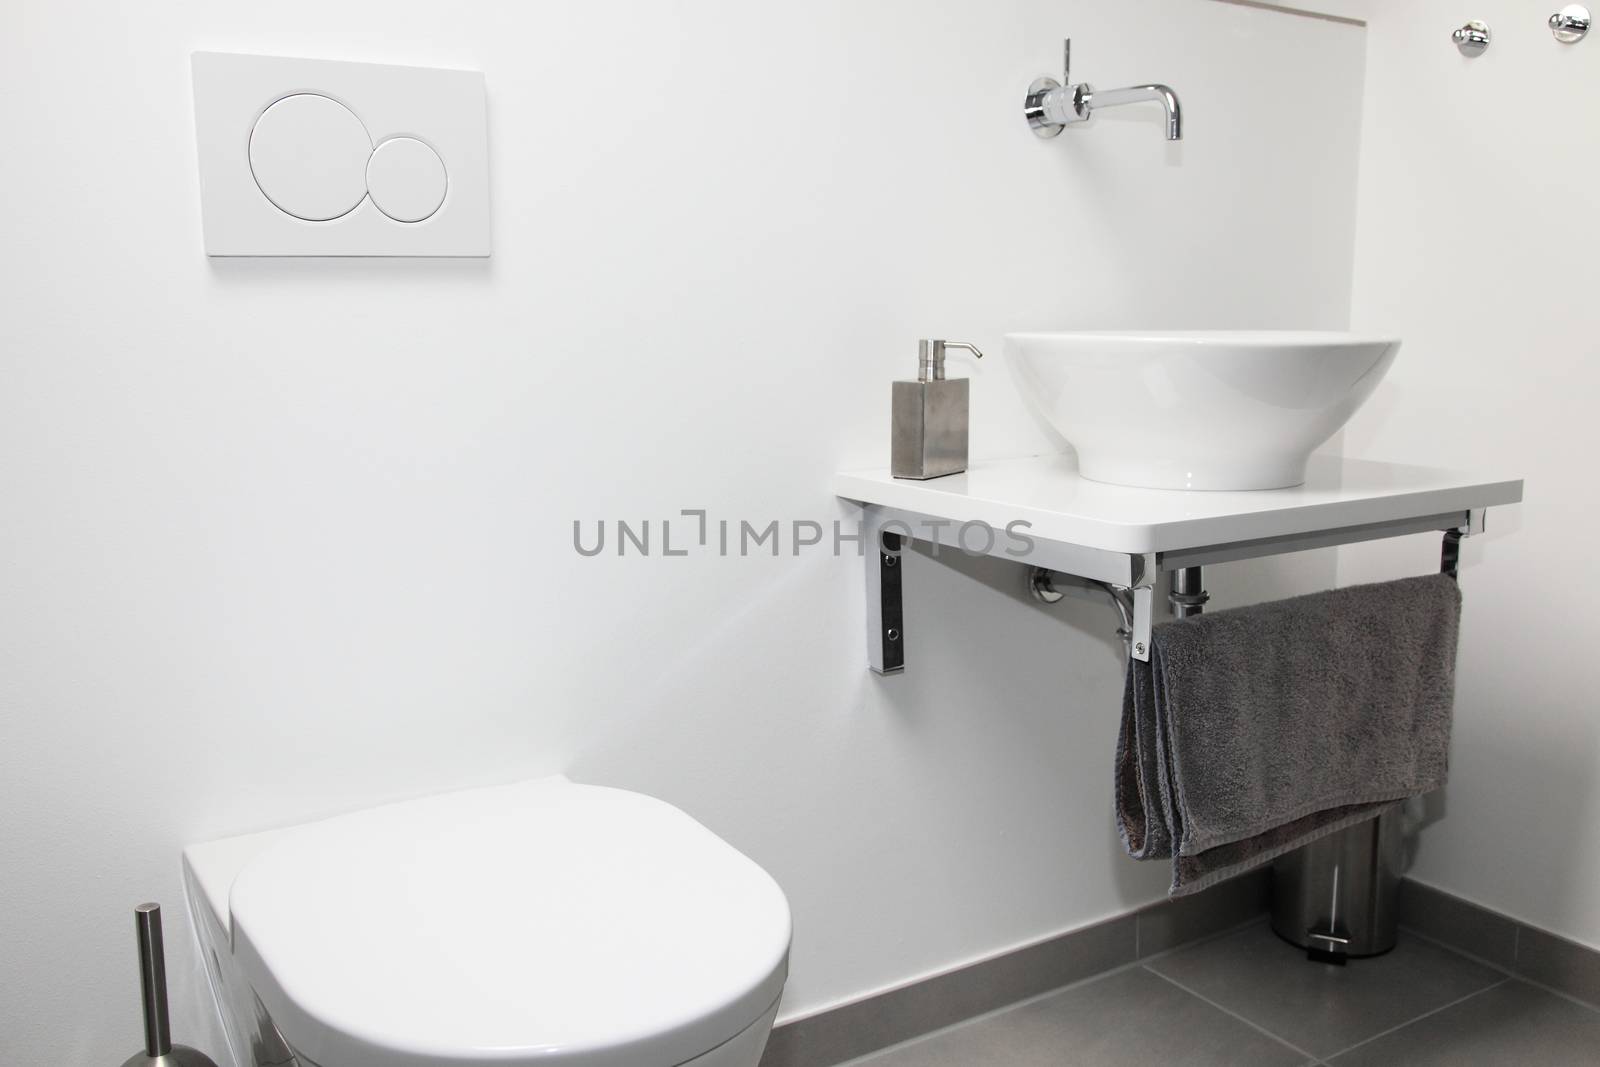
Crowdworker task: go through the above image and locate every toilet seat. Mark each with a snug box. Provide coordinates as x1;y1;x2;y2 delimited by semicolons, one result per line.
224;777;791;1067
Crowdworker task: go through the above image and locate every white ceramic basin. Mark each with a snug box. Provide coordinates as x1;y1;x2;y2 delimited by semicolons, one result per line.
1005;331;1400;491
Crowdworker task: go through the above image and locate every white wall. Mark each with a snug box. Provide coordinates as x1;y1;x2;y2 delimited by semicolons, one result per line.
1338;0;1600;952
0;3;1364;1062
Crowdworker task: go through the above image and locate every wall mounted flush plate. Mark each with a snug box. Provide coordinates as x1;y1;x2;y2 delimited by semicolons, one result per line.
191;52;490;257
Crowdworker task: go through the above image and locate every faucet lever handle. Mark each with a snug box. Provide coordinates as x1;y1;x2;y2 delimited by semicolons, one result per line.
1026;38;1085;138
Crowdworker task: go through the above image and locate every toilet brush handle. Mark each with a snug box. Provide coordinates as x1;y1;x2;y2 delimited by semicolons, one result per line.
135;903;172;1056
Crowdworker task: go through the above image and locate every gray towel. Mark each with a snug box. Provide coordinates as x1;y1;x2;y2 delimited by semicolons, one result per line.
1116;574;1461;897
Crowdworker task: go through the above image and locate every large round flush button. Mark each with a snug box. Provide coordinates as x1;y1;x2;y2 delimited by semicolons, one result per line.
249;94;372;222
366;137;448;223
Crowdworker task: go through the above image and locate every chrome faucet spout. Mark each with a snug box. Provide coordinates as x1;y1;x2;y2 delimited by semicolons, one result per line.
1083;83;1182;140
1023;39;1183;142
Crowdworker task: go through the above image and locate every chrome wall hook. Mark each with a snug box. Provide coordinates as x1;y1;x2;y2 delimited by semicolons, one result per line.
1024;39;1182;142
1550;5;1591;42
1453;20;1491;56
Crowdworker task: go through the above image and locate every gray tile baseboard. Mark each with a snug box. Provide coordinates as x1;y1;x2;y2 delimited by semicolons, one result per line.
1137;866;1271;957
1398;878;1600;1009
760;871;1270;1067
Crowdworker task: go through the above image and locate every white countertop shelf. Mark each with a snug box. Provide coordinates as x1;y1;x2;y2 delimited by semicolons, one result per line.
834;453;1523;672
835;453;1523;556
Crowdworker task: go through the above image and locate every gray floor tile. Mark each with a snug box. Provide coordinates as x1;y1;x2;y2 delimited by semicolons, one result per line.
850;967;1308;1067
1145;921;1502;1059
1329;981;1600;1066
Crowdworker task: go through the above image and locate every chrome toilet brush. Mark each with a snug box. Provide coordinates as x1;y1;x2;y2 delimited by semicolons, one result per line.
121;903;219;1067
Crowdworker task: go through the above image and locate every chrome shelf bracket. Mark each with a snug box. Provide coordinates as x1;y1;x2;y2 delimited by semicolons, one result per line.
1442;508;1486;579
1128;554;1158;661
866;517;905;675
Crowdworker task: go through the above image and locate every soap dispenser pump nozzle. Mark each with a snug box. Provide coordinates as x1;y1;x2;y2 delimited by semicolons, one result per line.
917;339;984;381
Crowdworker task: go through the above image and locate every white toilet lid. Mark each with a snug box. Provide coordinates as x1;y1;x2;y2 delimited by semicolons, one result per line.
228;778;791;1067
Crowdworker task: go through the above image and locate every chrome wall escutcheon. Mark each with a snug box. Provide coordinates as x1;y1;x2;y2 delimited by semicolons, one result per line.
1453;20;1491;56
1025;76;1066;138
1029;567;1065;603
1550;5;1591;42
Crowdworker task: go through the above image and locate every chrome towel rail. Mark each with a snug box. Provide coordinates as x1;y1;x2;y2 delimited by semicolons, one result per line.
863;503;1487;670
1030;520;1473;657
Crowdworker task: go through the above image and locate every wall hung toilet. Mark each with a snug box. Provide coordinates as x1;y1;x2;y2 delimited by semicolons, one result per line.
183;776;791;1067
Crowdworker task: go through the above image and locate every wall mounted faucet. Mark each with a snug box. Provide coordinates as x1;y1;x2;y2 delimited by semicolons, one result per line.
1024;40;1182;141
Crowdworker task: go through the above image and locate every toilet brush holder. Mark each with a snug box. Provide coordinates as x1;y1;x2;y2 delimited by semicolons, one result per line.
120;903;219;1067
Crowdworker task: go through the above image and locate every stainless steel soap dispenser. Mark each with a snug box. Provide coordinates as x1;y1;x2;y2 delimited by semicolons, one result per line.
892;339;984;479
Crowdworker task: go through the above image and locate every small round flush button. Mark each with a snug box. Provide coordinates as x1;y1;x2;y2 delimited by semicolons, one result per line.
366;137;448;223
249;94;372;221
